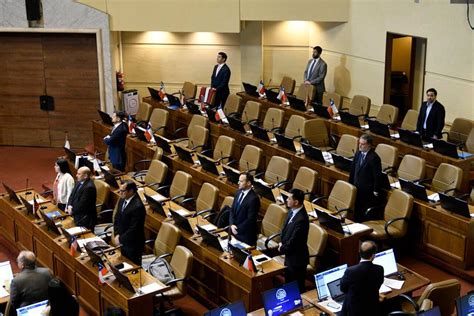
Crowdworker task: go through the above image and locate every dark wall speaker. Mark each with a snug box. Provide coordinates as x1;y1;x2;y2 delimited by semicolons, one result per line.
25;0;41;21
40;95;54;111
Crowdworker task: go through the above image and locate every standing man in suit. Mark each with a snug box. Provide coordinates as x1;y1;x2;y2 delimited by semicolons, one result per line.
66;166;97;230
304;46;327;106
340;241;384;316
416;88;445;140
8;251;53;316
229;172;260;245
349;134;385;222
113;180;146;265
278;188;309;292
103;110;128;171
211;52;231;107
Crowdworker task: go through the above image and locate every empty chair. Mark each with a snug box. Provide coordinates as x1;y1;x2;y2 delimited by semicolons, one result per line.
202;196;234;228
132;159;168;190
374;104;399;125
401;109;419;131
148;108;169;136
313;180;357;214
256;203;288;251
223;94;242;117
375;143;399;172
201;135;235;163
173;114;208;140
302;119;331;149
156;171;192;203
142;221;181;264
322;92;343;109
397;154;426;182
229;144;263;173
257;156;292;186
429;163;462;194
280;76;296;95
306;223;328;275
181;182;219;214
135;102;153;125
180;125;209;153
335;134;358;158
133;147;164;172
364;189;413;241
241;101;261;123
283;115;306;139
182;81;197;100
292;167;318;200
261;108;285;132
342;95;371;117
444;117;473;146
295;83;315;102
94;179;110;214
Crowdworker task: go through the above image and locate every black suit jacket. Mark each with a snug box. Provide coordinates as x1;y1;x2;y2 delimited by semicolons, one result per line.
113;194;146;264
340;261;384;316
416;100;445;139
349;149;383;195
104;121;128;171
229;189;260;245
280;208;309;269
67;179;97;230
211;63;231;107
8;267;53;316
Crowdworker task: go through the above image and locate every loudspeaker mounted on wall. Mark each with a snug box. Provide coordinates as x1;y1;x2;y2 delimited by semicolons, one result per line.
25;0;42;21
40;95;54;111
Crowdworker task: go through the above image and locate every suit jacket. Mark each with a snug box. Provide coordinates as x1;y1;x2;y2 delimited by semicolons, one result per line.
8;267;53;316
54;172;75;205
349;149;384;195
229;189;260;245
340;261;384;316
280;208;309;269
304;58;327;94
67;179;97;230
113;194;146;263
416;100;445;139
211;63;231;107
103;121;128;171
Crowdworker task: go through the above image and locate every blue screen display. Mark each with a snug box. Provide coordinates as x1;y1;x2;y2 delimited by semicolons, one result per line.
455;292;474;316
262;281;303;316
205;300;247;316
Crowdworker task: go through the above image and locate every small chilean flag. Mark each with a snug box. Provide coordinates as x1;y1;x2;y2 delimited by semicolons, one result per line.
128;114;136;134
159;82;168;102
257;80;266;96
277;87;288;105
98;262;109;285
70;235;78;256
144;123;156;144
243;253;256;273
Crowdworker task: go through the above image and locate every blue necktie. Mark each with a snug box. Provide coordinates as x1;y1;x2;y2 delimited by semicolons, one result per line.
235;192;244;211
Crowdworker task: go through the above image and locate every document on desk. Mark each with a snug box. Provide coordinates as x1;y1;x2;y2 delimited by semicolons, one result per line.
322;151;334;164
383;277;404;290
200;223;217;232
139;282;162;295
428;193;440;203
0;286;8;298
0;261;13;290
379;284;392;294
66;226;89;235
390;181;401;189
27;198;45;205
150;194;168;202
345;223;371;234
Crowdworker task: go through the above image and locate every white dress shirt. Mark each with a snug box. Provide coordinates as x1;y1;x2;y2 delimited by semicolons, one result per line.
423;102;433;129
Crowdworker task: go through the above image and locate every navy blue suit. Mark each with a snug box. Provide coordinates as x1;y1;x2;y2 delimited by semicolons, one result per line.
67;179;97;230
104;121;128;171
416;100;445;140
229;189;260;246
211;63;231;107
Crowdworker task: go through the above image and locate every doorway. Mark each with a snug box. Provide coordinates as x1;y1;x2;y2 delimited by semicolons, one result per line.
383;33;427;125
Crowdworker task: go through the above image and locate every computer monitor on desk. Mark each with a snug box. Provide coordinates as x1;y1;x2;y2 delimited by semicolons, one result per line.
314;264;348;301
242;82;259;98
331;153;352;173
16;300;49;316
455;291;474;316
204;300;247;316
368;119;391;138
439;192;471;219
2;182;22;205
339;111;361;128
398;128;425;148
262;281;303;316
399;178;429;202
265;90;281;105
373;248;398;276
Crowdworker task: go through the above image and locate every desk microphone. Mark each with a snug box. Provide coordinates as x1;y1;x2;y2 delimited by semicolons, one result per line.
271;117;275;131
25;178;31;195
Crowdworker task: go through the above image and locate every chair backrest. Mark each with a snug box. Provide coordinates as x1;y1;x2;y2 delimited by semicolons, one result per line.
284;115;306;138
220;196;234;210
418;279;460;316
377;104;399;125
93;179;110;213
170;246;194;295
213;135;235;161
242;101;261;123
261;203;288;239
322;92;343;109
307;223;327;271
186;115;209;138
280;76;296;95
223;94;242;117
302;119;329;147
154;221;181;257
149;108;169;136
136;102;153;122
262;108;285;131
292;167;318;198
336;134;358;158
327;180;357;212
170;171;192;200
153;147;164;161
239;145;263;172
448;118;473;144
401;109;419;131
188;125;209;152
196;183;219;212
144;159;168;187
349;95;371;116
264;156;292;184
375;143;399;171
398;154;426;181
384;190;413;236
295;83;315;101
182;81;197;100
431;163;462;194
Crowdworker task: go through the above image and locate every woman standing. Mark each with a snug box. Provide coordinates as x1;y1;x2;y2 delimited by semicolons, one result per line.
53;158;75;211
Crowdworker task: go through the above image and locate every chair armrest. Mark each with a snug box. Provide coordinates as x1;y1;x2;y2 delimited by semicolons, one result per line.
97;209;114;219
165;277;187;286
203;212;216;221
171;194;187;202
311;196;328;205
96;223;114;238
397;293;420;312
383;166;395;174
292;135;303;141
364;205;384;219
156;185;170;195
357;114;367;119
133;160;152;172
442;188;457;194
334;207;352;215
217;156;232;163
309;253;322;259
254;172;264;178
196;209;213;217
340;107;349;112
171;137;189;144
384;217;409;239
95;202;104;209
153;126;166;134
144;239;155;246
225;159;237;166
227;112;239;118
200;148;212;156
173;127;187;138
268;87;279;92
270;127;283;133
179;197;196;208
158;252;173;259
248;119;259;125
459;193;470;200
274;180;289;189
191;144;205;151
415;178;431;185
264;233;281;249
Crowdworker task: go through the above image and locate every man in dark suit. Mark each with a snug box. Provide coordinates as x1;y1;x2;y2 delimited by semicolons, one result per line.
349;134;385;222
103;110;128;171
279;188;309;292
113;180;146;265
66;166;97;230
304;46;327;105
211;51;231;107
229;172;260;246
8;251;53;316
340;241;384;316
416;88;445;140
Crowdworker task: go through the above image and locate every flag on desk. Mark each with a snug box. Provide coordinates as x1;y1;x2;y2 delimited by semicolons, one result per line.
327;98;338;118
64;133;71;149
179;90;186;107
98;262;109;285
144;123;156;144
243;253;256;273
159;82;168;102
257;80;266;97
128;114;136;134
305;95;311;107
33;195;40;217
277;86;289;105
215;105;226;122
70;235;78;256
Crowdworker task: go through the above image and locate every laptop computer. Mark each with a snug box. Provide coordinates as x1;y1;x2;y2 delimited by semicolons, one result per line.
368;119;391;138
249;123;271;142
242;82;260;98
144;193;168;217
98;110;113;126
316;209;346;234
252;180;276;202
262;281;303;316
327;278;346;304
2;182;22;205
186;101;203;115
148;87;162;101
399;178;429;202
313;104;331;119
398;128;424;148
439;192;470;218
314;264;348;301
301;143;326;164
101;167;121;189
134;127;149;143
331;153;353;172
227;115;247;134
339;111;361;128
16;300;49;316
204;300;247;316
373;248;398;276
174;145;195;164
288;96;307;112
198;154;220;176
432;138;460;159
165;93;181;108
455;292;474;316
154;136;172;154
108;264;139;294
205;107;219;123
222;165;240;184
197;226;226;252
39;210;62;235
228;243;248;265
84;243;107;267
19;195;43;219
275;133;297;152
265;90;281;105
169;209;194;234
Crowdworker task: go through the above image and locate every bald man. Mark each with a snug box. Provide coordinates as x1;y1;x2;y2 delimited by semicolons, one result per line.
340;241;384;316
66;166;97;229
8;251;52;316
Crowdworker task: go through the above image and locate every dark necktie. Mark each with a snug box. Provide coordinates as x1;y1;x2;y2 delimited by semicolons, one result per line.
307;59;316;80
122;200;128;212
359;153;365;167
235;192;245;211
